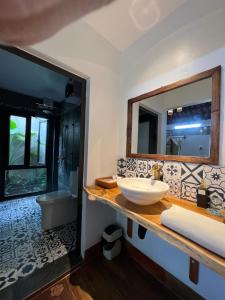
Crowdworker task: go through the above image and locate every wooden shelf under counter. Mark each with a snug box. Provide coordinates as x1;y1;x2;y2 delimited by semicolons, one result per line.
84;185;225;279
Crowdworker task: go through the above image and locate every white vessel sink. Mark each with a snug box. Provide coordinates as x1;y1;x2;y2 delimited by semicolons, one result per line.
117;178;169;206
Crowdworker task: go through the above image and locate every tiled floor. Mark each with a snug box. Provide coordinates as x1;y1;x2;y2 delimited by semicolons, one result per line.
0;196;77;291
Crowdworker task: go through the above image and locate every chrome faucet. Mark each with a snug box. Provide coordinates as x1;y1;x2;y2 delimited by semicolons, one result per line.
151;163;163;181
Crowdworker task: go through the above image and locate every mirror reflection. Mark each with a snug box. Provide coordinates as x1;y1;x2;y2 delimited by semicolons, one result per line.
131;78;212;157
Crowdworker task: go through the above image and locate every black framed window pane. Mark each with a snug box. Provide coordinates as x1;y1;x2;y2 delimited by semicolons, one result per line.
30;117;47;166
9;115;26;165
4;168;47;197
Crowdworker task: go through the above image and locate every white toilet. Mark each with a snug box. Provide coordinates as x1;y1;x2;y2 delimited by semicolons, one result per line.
36;190;77;230
36;171;78;230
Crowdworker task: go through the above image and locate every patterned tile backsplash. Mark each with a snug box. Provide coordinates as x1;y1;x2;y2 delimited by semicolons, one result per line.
117;158;225;209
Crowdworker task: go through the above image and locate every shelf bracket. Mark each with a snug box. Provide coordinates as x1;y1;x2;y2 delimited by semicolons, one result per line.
127;218;133;238
138;225;147;239
189;257;199;284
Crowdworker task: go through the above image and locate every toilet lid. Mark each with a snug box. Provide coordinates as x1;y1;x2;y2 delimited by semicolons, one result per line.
36;190;77;205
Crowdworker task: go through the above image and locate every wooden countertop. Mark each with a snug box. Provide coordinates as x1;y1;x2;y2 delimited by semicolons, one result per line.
84;185;225;278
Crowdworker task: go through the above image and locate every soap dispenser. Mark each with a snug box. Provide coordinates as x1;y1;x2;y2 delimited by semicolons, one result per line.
197;180;209;208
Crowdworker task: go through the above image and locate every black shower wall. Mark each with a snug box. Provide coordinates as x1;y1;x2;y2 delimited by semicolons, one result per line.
58;103;81;190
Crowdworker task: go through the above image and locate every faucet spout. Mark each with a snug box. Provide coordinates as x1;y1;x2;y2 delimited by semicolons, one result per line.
151;163;163;181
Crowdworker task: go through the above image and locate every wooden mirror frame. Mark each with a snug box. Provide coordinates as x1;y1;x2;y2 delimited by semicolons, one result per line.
126;66;221;164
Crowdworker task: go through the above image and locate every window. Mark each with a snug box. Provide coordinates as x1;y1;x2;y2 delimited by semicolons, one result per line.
30;117;48;166
4;168;47;197
9;115;26;165
4;114;50;198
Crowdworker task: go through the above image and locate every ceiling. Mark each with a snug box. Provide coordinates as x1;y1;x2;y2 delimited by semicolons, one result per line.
83;0;225;51
0;48;76;102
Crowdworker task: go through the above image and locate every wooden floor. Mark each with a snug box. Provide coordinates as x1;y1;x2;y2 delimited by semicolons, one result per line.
28;255;179;300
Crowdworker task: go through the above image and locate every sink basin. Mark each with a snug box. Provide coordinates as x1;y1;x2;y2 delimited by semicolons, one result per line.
117;178;169;206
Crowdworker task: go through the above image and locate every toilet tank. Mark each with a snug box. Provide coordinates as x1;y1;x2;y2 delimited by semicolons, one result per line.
36;190;77;230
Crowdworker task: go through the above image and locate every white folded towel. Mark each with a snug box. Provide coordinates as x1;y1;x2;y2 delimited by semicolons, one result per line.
160;205;225;258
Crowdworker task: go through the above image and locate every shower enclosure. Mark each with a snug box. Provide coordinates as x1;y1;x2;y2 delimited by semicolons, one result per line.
58;102;81;196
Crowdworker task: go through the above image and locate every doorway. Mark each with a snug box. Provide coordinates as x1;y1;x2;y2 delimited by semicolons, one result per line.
138;106;158;154
0;46;86;298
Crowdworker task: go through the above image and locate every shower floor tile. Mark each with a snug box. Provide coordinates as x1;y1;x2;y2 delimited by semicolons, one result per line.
0;196;77;291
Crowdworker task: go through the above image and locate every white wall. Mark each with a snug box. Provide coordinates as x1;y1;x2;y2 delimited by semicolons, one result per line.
118;9;225;299
30;20;121;253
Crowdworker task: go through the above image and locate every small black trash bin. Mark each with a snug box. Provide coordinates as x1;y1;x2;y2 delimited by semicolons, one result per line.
102;224;123;260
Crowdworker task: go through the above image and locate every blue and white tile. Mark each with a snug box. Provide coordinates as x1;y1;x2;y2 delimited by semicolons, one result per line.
0;269;18;290
51;245;68;261
0;197;77;291
35;252;54;269
165;179;181;198
0;221;12;239
17;261;37;278
0;239;16;263
136;159;149;177
208;187;225;210
181;181;198;202
163;162;181;181
203;165;225;189
32;237;50;258
117;158;127;176
126;158;137;172
51;223;76;252
181;163;203;184
0;256;17;280
14;239;33;259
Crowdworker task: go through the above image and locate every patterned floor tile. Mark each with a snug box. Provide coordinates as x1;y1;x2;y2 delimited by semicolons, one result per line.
0;221;12;239
0;240;16;263
14;239;33;259
55;226;77;251
0;269;18;290
0;196;77;291
51;245;68;261
0;257;17;274
35;252;54;269
17;261;37;278
32;238;49;258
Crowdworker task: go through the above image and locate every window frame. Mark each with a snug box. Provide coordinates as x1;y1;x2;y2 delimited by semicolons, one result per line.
0;109;55;199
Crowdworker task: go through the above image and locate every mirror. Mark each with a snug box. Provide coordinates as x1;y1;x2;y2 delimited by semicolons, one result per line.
127;67;221;164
